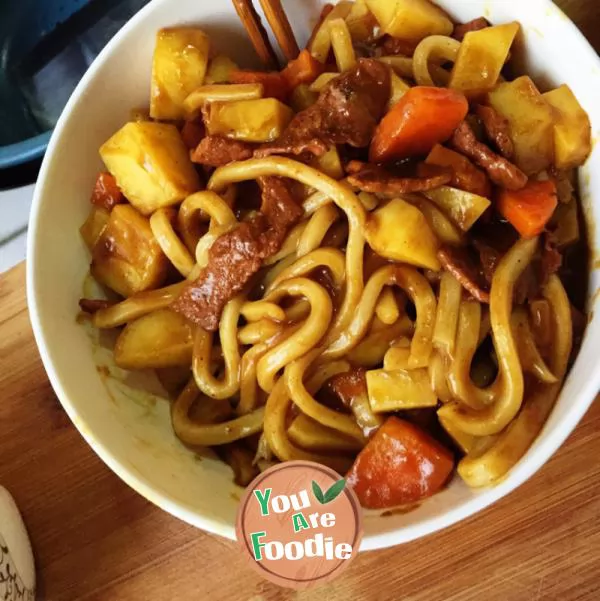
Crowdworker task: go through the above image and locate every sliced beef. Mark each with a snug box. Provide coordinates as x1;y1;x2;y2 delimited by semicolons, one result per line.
79;298;115;314
172;222;264;330
450;121;527;190
346;160;451;196
255;58;390;159
475;105;514;159
438;245;491;303
181;119;206;150
172;177;303;330
191;136;255;167
540;236;563;284
515;236;563;304
380;35;418;57
330;368;368;407
473;239;502;284
256;176;304;255
453;17;490;41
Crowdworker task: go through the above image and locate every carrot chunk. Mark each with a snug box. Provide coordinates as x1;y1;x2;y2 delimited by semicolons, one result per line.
90;172;124;211
229;70;290;102
282;49;325;88
370;87;469;163
347;416;454;509
497;179;558;238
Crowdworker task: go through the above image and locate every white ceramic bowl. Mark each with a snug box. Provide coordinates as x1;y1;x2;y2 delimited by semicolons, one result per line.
27;0;600;550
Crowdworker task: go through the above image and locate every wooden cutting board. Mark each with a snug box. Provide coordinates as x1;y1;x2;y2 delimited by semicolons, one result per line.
2;2;600;598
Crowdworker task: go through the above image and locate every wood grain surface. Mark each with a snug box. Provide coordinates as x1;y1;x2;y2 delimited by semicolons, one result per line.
2;2;600;599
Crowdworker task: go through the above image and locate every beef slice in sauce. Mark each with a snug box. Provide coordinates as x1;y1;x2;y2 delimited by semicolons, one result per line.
255;58;390;159
346;160;452;196
172;176;303;330
191;136;255;167
451;121;527;190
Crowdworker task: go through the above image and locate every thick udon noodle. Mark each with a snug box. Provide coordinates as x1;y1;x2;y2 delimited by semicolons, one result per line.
92;152;574;487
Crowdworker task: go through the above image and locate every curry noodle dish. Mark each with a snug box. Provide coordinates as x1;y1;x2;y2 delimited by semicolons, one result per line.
78;0;591;510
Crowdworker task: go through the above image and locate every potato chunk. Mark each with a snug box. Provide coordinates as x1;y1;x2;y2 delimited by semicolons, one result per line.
488;76;555;175
204;98;293;142
114;309;193;369
365;198;440;270
80;207;110;251
288;414;361;452
405;195;464;245
543;85;592;169
91;205;168;297
150;28;210;120
366;368;438;413
345;0;378;42
449;23;519;97
100;122;200;215
311;146;344;179
423;186;491;231
388;71;411;109
205;55;239;84
365;0;452;42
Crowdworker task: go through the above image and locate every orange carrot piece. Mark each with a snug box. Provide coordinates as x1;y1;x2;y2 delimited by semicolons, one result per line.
90;172;124;211
229;70;290;102
370;87;469;163
346;417;454;509
281;49;325;88
497;179;558;238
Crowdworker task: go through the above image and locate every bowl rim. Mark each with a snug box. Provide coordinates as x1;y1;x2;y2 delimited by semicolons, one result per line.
26;0;600;551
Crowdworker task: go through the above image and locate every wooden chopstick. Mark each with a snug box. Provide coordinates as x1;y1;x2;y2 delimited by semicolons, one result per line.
232;0;280;70
258;0;300;62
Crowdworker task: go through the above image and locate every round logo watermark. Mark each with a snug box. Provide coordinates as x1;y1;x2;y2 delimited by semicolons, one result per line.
236;461;363;589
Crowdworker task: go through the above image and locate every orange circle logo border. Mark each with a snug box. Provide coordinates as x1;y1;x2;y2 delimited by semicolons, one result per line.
236;461;363;589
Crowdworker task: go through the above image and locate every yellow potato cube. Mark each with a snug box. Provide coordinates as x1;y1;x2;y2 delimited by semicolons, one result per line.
150;28;210;120
450;23;520;97
389;71;411;109
345;0;378;42
80;206;110;251
423;186;491;231
488;76;555;175
365;198;441;270
365;0;452;42
91;205;168;297
288;414;360;452
311;146;344;179
204;98;294;142
543;84;592;169
205;54;239;84
290;84;318;112
404;194;464;246
114;308;194;369
100;122;200;215
183;84;264;117
366;368;438;413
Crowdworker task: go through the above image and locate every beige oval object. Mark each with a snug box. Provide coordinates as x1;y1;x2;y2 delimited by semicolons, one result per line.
236;461;362;589
0;486;35;600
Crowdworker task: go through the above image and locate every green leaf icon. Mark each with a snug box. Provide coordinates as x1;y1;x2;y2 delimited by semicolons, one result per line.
312;479;346;504
323;478;346;504
312;480;325;504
